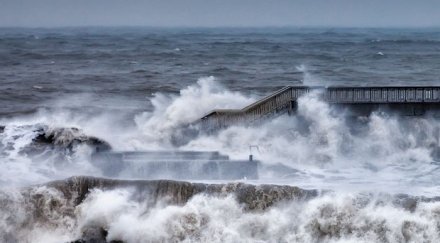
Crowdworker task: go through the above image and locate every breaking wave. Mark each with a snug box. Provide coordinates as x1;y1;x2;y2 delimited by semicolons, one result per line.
1;77;439;193
2;181;440;243
134;76;255;147
1;77;440;242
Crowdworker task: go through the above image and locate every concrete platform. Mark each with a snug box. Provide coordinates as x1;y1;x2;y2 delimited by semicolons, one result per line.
91;151;259;180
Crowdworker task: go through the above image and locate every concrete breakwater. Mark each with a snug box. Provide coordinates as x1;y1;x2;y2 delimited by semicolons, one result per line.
46;176;318;210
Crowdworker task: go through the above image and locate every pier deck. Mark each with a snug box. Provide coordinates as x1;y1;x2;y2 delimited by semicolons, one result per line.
199;86;440;129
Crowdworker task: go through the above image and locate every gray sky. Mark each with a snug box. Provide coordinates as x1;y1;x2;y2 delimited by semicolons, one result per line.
1;0;440;28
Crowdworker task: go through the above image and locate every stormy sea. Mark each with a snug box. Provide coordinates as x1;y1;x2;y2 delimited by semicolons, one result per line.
2;27;440;242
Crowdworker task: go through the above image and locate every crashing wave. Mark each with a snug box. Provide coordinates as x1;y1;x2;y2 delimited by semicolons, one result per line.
0;123;111;156
0;124;111;185
2;177;440;243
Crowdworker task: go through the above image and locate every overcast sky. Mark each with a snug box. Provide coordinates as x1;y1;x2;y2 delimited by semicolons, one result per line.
1;0;440;28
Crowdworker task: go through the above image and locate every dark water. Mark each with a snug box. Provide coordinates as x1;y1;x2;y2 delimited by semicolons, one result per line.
1;27;440;116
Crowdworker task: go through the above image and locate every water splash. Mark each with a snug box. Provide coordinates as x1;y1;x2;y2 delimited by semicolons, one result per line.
3;185;440;243
0;77;439;194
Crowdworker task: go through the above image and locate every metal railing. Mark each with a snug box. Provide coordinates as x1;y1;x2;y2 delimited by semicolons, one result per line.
199;86;302;129
198;86;440;130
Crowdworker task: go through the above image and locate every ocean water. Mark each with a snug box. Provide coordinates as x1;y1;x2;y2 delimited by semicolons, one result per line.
2;27;440;242
2;27;440;116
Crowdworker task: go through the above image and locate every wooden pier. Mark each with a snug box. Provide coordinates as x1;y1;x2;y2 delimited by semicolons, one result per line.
199;86;440;130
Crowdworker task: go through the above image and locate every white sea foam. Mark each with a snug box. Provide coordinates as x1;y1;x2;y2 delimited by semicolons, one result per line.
296;64;325;86
3;187;440;243
0;77;439;194
79;190;440;243
1;77;440;242
182;88;439;194
133;76;255;148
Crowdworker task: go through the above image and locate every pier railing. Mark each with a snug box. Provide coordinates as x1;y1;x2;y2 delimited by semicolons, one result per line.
198;86;440;130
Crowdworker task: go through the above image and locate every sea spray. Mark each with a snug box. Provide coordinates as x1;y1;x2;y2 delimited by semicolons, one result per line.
2;28;440;243
1;78;440;194
134;76;255;147
1;177;440;243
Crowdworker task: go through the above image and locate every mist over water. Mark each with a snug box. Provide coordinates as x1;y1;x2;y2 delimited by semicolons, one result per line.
2;76;439;193
1;28;440;242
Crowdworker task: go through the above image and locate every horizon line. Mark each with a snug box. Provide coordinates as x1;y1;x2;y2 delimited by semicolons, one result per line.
1;25;440;30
